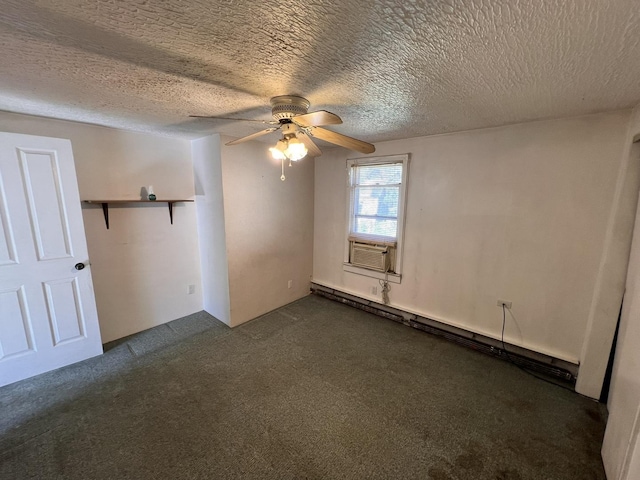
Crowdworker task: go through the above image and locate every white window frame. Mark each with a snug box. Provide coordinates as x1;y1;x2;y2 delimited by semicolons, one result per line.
343;154;409;284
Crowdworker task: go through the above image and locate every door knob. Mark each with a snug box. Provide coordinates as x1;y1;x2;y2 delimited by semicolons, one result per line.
75;263;85;271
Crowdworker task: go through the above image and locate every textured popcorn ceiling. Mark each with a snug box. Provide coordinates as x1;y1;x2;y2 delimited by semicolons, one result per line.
1;0;639;143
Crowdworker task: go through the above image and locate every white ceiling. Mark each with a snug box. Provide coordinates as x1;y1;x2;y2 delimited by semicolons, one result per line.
1;0;639;145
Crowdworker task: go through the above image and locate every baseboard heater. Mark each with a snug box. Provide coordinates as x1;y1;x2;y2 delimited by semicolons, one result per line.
310;283;578;385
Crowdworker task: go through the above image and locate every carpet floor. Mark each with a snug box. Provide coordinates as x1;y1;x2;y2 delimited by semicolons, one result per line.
0;294;607;479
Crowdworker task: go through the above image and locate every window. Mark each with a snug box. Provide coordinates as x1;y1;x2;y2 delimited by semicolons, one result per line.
344;154;408;282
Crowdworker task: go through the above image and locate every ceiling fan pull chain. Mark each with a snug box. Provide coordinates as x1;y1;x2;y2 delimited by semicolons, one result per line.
281;158;286;181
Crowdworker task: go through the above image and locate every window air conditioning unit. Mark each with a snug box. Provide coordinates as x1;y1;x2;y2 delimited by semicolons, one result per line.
350;242;389;272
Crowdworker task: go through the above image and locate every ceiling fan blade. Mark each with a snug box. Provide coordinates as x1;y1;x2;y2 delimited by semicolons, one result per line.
297;131;322;157
292;110;342;127
225;127;279;146
190;115;278;125
309;127;375;154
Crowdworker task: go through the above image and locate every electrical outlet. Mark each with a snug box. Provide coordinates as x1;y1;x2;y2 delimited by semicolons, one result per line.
371;286;377;295
288;280;292;289
188;284;195;295
497;299;512;309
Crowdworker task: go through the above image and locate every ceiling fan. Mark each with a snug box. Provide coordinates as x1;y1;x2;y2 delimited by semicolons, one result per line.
190;95;376;165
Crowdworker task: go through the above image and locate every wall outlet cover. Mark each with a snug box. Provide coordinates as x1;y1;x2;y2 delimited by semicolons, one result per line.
497;299;512;309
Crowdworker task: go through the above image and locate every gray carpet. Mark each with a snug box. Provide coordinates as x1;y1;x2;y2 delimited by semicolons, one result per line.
0;294;607;479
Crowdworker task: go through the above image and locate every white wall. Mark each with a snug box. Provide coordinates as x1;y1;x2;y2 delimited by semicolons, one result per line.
193;135;231;325
314;111;631;372
221;136;314;326
0;112;203;342
603;105;640;480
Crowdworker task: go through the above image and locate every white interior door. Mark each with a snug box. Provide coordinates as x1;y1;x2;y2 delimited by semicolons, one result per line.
0;132;102;387
602;141;640;479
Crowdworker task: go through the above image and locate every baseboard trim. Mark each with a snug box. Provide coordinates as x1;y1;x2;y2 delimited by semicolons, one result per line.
311;282;578;384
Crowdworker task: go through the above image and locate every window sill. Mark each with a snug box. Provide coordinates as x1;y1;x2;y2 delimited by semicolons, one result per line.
342;263;402;284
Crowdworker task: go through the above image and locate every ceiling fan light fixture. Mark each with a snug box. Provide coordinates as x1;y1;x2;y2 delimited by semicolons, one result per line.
284;136;307;161
269;139;288;160
269;146;286;160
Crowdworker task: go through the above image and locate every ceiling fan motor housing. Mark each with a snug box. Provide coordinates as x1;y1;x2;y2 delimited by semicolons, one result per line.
270;95;310;121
